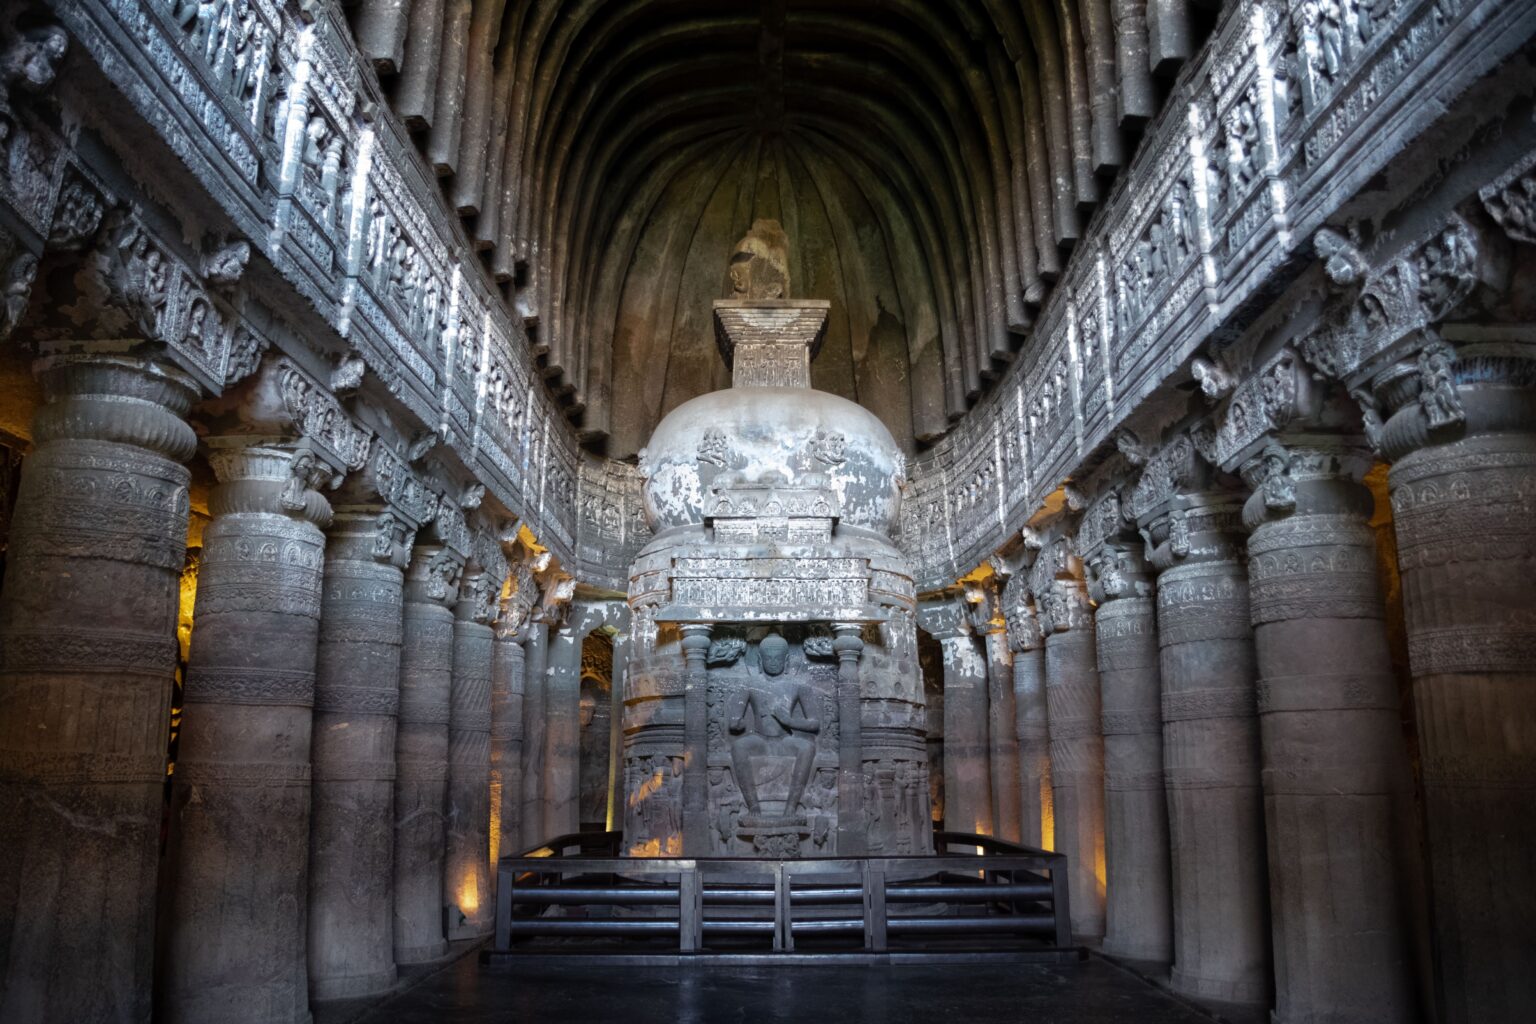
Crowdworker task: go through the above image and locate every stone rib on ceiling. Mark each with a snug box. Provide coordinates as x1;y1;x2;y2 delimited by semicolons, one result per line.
343;0;1209;456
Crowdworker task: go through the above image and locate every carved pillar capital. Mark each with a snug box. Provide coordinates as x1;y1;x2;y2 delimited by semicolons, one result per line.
1237;434;1375;532
31;352;201;461
1357;339;1536;463
404;542;463;608
1086;541;1155;604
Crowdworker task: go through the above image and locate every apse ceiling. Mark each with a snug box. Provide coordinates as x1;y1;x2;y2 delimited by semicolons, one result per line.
344;0;1211;457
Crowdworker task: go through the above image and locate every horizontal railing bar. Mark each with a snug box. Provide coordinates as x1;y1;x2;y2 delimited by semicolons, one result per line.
886;883;1054;901
507;919;680;935
700;920;776;934
887;915;1056;933
510;887;679;905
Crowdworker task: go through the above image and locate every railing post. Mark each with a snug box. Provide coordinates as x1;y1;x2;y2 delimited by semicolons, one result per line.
1051;855;1074;950
493;858;513;951
774;863;791;951
865;861;887;952
678;863;700;952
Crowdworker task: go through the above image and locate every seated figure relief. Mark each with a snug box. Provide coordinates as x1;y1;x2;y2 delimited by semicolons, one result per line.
726;633;821;823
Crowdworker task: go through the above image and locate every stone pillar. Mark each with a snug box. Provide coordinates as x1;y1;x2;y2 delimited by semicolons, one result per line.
445;567;495;939
604;632;630;831
679;623;712;855
1242;440;1416;1023
307;512;406;1000
489;627;525;861
1040;576;1107;943
1372;345;1536;1022
542;611;584;840
984;626;1022;842
1146;494;1270;1004
517;618;549;848
1089;543;1173;964
393;542;460;965
832;623;866;854
936;632;993;836
1007;602;1052;848
164;442;332;1024
0;355;197;1024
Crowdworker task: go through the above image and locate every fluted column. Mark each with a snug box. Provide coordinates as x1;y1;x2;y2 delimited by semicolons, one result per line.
517;617;549;847
1040;577;1107;943
445;567;495;939
983;626;1022;842
0;355;197;1024
164;442;333;1024
489;626;525;861
393;541;460;965
1090;543;1172;964
1242;440;1416;1023
937;632;993;836
832;623;866;854
543;611;584;840
1372;345;1536;1022
308;512;406;1000
1146;494;1269;1004
1008;603;1052;848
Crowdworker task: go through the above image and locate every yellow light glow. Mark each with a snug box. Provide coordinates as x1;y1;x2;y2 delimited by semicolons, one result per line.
1040;776;1055;851
457;876;480;915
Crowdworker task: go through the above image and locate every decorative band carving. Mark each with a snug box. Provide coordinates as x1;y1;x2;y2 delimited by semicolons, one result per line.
1162;687;1256;722
1255;672;1398;714
313;684;400;716
1408;626;1536;675
0;628;176;675
174;759;312;786
1163;764;1261;791
312;759;397;782
1046;715;1101;740
395;759;450;781
1156;563;1250;645
320;616;405;646
1105;769;1166;792
1262;764;1402;797
0;750;166;784
194;578;324;619
183;666;314;707
451;711;492;732
1101;709;1162;735
398;698;451;725
1249;573;1382;624
1421;752;1536;789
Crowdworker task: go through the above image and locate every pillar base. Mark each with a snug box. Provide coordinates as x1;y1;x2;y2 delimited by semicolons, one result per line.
1171;965;1267;1006
311;966;398;1003
394;939;449;966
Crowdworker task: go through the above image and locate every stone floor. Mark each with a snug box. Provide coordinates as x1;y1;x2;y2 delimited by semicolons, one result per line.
339;948;1268;1024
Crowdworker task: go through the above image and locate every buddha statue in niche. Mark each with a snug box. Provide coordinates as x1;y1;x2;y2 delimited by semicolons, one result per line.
727;218;791;300
726;633;820;821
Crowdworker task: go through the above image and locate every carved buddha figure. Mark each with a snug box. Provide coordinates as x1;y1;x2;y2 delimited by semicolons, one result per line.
727;634;820;819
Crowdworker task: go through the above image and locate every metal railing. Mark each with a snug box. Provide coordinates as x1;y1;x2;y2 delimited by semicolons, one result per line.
489;830;1072;958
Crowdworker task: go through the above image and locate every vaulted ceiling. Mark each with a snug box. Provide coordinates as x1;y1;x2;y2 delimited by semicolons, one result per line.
344;0;1210;456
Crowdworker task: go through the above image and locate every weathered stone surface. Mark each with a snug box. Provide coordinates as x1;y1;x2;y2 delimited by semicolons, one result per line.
393;541;458;965
308;514;403;1001
1243;450;1417;1024
1091;546;1173;965
1144;495;1270;1005
164;442;331;1024
445;567;494;939
1041;578;1107;944
0;355;196;1024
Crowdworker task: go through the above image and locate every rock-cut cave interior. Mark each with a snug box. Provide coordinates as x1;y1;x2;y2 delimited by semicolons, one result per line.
1;0;1534;1021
